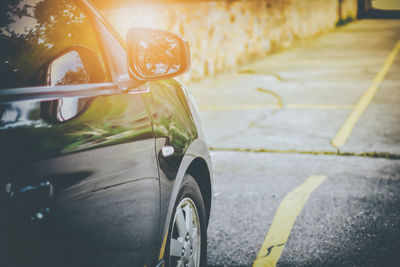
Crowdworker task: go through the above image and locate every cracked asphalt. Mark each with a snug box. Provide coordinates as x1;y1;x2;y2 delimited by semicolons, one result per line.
189;19;400;266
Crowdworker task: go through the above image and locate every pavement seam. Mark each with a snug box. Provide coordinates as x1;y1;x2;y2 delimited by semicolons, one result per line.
256;88;284;108
209;147;400;160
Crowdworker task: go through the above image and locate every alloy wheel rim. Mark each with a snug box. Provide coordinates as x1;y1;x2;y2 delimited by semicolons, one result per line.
169;197;201;267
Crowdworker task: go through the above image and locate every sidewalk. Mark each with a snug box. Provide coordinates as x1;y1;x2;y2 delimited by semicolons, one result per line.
190;19;400;156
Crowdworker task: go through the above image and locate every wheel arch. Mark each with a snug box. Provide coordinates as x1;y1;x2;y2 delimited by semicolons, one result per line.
186;157;212;225
157;138;212;265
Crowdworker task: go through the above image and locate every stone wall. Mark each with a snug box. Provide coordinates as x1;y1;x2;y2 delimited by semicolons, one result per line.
104;0;359;82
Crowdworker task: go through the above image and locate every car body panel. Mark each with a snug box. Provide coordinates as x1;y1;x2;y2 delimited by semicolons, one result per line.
0;91;161;266
142;79;213;258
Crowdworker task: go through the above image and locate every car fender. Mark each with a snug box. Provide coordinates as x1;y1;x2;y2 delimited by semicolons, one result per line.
157;137;213;262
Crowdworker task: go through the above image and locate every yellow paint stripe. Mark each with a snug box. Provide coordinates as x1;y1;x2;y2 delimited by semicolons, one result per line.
253;175;327;267
331;40;400;148
286;104;354;110
158;229;168;262
199;104;354;111
199;104;273;111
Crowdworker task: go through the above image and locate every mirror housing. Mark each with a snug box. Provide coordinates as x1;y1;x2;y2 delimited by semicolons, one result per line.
127;28;191;81
39;46;104;123
32;45;106;87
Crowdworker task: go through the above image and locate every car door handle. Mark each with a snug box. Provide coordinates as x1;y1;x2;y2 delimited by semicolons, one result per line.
162;146;174;157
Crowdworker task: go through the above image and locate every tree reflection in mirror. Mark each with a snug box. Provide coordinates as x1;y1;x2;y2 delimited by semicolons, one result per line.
48;51;88;86
136;33;181;77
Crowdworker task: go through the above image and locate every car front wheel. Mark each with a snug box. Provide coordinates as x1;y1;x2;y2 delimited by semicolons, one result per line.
167;174;207;267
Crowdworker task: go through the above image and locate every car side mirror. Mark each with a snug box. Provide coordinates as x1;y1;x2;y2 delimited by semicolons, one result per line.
127;28;191;81
40;46;104;123
46;45;105;86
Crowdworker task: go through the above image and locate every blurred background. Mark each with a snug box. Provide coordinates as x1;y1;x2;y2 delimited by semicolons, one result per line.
93;0;399;82
372;0;400;10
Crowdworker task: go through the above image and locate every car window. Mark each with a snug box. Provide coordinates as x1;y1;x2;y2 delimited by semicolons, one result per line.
0;0;108;90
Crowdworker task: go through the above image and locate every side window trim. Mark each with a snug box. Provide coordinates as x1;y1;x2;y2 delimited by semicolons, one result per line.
0;83;120;102
79;0;144;91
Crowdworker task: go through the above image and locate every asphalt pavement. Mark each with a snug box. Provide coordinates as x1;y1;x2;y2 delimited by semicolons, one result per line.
189;19;400;266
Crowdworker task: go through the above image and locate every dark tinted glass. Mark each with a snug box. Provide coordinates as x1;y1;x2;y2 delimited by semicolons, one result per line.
0;0;105;89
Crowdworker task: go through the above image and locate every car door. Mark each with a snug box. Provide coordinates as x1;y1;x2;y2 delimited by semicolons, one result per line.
142;79;198;229
0;0;160;266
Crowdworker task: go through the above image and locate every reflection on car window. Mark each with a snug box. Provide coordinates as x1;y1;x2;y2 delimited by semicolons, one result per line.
49;51;88;86
0;0;105;89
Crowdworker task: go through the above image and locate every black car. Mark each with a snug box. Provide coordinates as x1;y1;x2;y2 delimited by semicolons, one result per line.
0;0;212;266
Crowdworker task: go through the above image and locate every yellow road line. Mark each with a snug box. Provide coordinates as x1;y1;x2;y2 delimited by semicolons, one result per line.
286;104;354;110
199;104;354;111
158;229;168;261
331;40;400;148
199;104;273;111
253;175;327;267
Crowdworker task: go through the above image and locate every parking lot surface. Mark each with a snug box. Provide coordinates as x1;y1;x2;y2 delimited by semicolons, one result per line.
190;19;400;266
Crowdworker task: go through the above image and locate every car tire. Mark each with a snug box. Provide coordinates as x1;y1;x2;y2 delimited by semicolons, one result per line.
166;174;207;267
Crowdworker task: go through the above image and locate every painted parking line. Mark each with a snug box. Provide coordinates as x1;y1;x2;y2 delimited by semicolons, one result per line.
199;104;354;111
253;175;327;267
331;40;400;149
